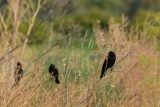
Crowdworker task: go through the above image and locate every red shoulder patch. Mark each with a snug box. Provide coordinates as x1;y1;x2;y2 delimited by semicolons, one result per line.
105;57;108;60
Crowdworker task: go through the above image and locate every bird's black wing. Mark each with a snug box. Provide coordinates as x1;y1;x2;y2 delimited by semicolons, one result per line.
100;57;108;78
49;65;53;75
53;68;58;76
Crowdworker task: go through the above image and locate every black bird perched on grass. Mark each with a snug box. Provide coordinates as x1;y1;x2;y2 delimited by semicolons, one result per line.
14;62;24;86
49;64;60;84
100;51;116;79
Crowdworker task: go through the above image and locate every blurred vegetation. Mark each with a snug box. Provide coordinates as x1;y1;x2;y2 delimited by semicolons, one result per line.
0;0;160;106
1;0;160;45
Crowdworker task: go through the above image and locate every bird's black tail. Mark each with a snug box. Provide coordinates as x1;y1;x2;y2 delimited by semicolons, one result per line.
55;76;60;84
100;68;108;79
100;74;103;79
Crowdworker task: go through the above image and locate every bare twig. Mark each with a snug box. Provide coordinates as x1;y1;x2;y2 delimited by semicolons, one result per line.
76;51;133;106
22;82;43;106
9;0;21;87
0;39;48;63
24;42;58;71
76;79;101;106
112;51;133;69
0;12;7;33
21;0;41;54
6;78;53;107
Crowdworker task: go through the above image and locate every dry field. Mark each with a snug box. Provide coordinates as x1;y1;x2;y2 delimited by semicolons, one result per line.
0;19;159;107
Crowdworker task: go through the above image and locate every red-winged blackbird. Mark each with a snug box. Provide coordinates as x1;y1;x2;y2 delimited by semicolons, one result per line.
49;64;60;84
100;51;116;79
14;62;24;85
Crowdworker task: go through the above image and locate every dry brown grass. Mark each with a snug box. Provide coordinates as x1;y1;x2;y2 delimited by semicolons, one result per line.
0;18;159;107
